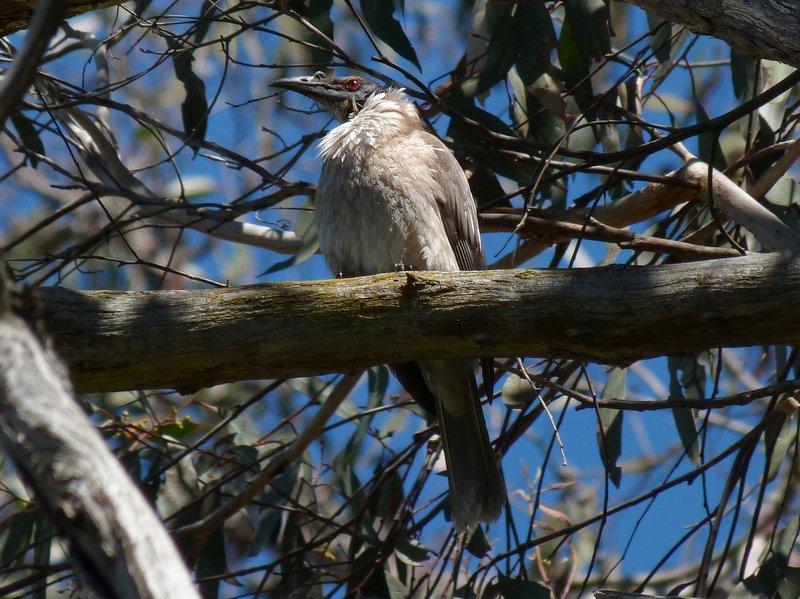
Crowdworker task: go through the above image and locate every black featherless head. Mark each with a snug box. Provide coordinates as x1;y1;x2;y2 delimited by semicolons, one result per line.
270;71;384;122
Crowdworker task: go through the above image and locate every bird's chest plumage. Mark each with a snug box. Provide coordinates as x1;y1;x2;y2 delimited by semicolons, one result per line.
315;108;457;277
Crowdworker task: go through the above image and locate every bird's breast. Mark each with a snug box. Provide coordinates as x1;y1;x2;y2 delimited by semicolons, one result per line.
315;146;458;277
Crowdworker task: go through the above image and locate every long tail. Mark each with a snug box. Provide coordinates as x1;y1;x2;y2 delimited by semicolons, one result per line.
421;359;505;531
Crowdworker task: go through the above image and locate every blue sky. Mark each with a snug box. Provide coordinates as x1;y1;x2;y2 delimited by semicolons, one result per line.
1;1;790;594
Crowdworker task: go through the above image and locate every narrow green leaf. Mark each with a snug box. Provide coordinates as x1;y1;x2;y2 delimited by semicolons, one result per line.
744;545;800;599
557;13;587;91
9;113;44;168
564;0;610;61
395;536;431;566
193;0;218;45
349;547;390;597
229;444;259;469
366;467;404;521
514;4;557;84
508;65;529;135
197;506;228;598
597;367;625;487
368;365;389;407
171;42;208;150
471;5;516;96
308;0;334;66
447;86;518;139
445;89;531;184
385;568;409;599
32;517;52;599
647;14;672;64
497;574;551;599
1;509;36;567
501;373;536;409
333;366;386;474
262;198;320;274
557;12;595;119
668;356;702;466
671;411;700;467
696;100;727;170
765;174;800;208
358;0;420;70
759;60;796;132
731;50;758;101
467;164;509;209
249;463;301;554
466;526;492;558
652;27;689;86
771;516;800;560
333;460;362;510
764;414;795;482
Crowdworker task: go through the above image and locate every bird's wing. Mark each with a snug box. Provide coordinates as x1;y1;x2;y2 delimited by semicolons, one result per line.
421;131;485;271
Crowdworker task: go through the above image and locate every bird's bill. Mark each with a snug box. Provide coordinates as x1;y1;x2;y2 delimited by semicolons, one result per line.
269;73;337;103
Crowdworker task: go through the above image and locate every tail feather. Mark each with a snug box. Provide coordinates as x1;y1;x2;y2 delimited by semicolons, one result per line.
421;360;505;531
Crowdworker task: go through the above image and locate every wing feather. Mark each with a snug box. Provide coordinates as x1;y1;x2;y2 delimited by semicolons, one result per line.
417;131;485;272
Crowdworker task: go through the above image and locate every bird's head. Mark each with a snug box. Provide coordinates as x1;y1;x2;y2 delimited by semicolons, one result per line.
270;71;384;122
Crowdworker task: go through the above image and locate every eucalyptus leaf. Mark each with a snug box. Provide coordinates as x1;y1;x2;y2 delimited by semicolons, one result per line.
359;0;420;70
597;367;625;487
652;28;689;87
557;12;595;118
501;373;536;409
668;356;703;466
514;3;557;84
564;0;610;60
197;501;228;598
466;525;491;558
764;414;795;482
1;509;36;567
262;199;320;274
308;0;334;66
497;574;551;599
647;14;673;65
470;5;515;96
385;568;409;599
395;536;431;566
731;50;758;101
759;60;795;132
9;113;44;168
696;100;727;170
171;42;208;150
764;174;800;208
193;0;218;45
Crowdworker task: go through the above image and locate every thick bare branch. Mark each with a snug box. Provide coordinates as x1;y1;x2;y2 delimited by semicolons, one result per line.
620;0;800;67
36;252;800;393
685;160;800;251
0;1;123;37
0;0;63;128
0;314;198;598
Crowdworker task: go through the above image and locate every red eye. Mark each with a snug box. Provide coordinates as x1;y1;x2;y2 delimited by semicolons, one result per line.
344;79;361;92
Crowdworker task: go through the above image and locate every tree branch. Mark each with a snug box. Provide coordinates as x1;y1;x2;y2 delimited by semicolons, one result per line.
620;0;800;67
35;252;800;393
0;0;64;129
0;311;198;597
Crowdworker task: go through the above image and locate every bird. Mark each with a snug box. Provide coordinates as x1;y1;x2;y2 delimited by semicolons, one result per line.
270;71;505;531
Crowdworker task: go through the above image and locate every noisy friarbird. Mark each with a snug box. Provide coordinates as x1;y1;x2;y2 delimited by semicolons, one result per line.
271;72;505;530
